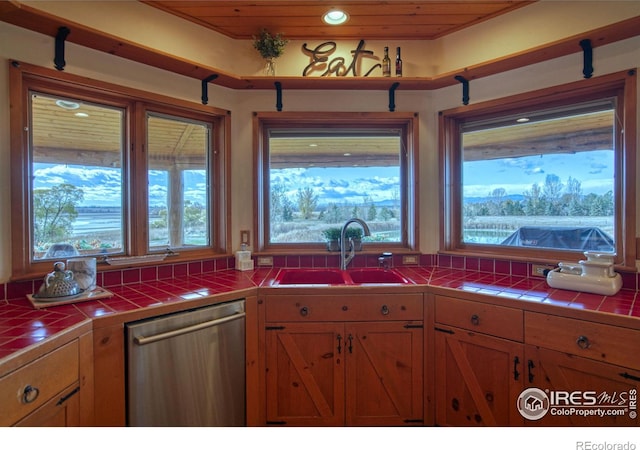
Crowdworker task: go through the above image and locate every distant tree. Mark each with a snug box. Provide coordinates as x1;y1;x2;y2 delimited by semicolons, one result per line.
325;203;341;223
297;187;318;220
542;174;564;215
523;183;545;215
380;207;394;221
33;183;84;245
367;203;377;221
282;196;294;221
503;199;524;216
184;201;206;230
488;188;507;215
563;176;583;215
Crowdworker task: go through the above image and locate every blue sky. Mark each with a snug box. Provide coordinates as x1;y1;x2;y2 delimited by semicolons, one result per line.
33;164;207;208
271;166;400;206
463;150;614;198
33;148;613;209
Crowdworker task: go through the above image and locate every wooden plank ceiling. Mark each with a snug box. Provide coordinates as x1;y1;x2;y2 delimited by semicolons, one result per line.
141;0;535;40
22;0;612;168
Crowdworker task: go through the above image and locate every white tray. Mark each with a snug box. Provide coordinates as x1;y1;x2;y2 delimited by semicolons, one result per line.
27;286;114;309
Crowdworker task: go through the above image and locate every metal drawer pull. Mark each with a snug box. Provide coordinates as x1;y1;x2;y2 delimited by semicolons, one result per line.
576;335;591;349
56;386;80;406
22;385;40;404
470;314;480;326
134;312;245;345
381;305;390;315
299;306;309;317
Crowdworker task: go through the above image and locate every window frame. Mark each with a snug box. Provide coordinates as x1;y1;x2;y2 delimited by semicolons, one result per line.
10;62;231;279
439;69;637;268
253;111;419;254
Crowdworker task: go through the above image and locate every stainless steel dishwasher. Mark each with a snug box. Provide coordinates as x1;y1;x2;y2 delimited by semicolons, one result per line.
126;299;245;426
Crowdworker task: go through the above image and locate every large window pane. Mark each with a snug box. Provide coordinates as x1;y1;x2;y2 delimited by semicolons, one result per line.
461;101;615;252
268;130;402;244
147;113;210;250
30;93;124;260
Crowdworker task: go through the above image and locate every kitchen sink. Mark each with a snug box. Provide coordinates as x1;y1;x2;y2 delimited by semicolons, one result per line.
346;268;412;284
273;269;349;285
271;268;412;286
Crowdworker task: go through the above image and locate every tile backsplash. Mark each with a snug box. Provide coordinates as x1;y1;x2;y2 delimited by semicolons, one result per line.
2;252;638;301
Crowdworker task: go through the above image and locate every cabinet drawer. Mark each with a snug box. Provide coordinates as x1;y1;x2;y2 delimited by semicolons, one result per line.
265;293;423;322
0;340;79;426
525;312;640;369
435;296;523;341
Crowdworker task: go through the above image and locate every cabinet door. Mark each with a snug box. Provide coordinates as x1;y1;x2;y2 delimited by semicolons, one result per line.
346;322;423;426
15;383;80;427
525;345;639;426
265;323;344;426
435;327;524;426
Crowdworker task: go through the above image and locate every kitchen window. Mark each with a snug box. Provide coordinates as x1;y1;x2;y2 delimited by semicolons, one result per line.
10;62;229;278
440;70;636;267
254;112;418;252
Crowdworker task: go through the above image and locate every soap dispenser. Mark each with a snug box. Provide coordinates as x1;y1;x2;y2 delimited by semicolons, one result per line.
235;244;254;271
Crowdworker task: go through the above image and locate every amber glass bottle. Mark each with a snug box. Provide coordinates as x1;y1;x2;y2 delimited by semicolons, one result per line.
382;47;391;77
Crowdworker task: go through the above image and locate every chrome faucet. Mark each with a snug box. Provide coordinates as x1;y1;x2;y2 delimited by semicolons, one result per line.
340;218;371;270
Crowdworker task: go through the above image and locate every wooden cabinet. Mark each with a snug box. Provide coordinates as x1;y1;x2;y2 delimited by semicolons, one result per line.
263;293;424;426
524;312;640;426
0;340;81;427
434;295;525;426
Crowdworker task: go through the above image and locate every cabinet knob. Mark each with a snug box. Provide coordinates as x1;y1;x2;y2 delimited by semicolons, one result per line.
299;306;309;317
381;305;390;315
576;335;591;349
470;314;480;326
22;385;40;404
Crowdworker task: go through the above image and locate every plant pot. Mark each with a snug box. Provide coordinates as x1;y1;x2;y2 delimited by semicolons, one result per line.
326;239;340;252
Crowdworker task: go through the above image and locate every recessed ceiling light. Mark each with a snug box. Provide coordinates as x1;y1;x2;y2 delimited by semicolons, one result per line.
55;100;80;110
323;9;348;25
516;117;530;123
343;152;351;156
74;112;89;118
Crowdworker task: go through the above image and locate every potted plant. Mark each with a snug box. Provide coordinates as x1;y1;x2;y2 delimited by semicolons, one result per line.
345;227;364;251
322;227;342;252
252;29;289;76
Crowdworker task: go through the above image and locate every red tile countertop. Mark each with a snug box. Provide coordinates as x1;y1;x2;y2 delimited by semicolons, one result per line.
1;266;638;363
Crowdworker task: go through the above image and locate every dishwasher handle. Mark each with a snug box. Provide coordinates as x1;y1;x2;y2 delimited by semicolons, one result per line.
134;311;246;346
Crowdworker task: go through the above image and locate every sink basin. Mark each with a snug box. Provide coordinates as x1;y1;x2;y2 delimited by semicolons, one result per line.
347;268;412;284
272;268;412;286
273;269;349;285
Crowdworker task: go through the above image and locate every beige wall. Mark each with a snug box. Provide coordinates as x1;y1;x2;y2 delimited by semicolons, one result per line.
1;3;639;282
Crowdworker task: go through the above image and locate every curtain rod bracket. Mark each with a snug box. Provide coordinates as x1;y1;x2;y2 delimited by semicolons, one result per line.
388;82;400;112
201;74;218;104
454;75;470;105
275;82;283;111
54;26;70;71
580;39;593;79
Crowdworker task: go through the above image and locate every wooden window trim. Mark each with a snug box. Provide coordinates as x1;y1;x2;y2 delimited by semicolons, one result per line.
439;69;637;269
9;61;231;280
253;111;419;254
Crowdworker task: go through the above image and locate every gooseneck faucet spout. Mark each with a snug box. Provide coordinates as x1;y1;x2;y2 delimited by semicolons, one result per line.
340;218;371;270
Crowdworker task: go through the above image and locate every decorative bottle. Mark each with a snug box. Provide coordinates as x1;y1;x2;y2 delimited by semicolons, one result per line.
395;47;403;77
382;47;391;77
